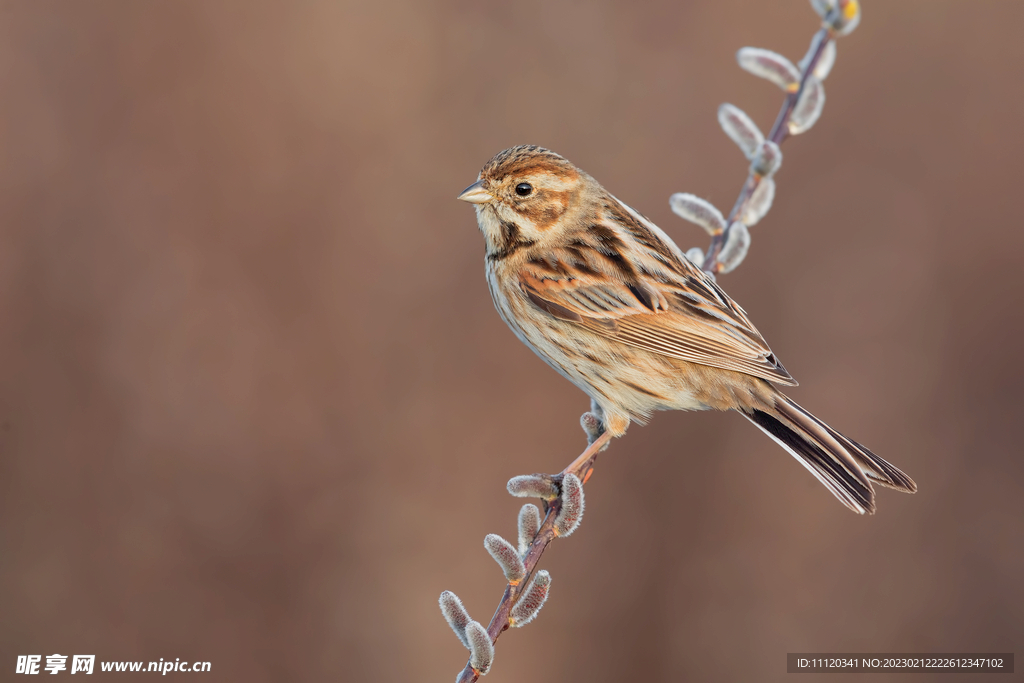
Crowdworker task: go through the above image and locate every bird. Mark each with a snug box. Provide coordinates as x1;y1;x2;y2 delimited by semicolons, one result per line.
458;144;916;514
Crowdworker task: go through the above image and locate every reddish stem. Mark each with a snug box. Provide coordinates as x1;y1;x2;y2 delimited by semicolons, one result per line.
454;435;608;683
702;27;835;272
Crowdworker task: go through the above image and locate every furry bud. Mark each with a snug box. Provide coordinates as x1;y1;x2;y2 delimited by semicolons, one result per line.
517;504;542;556
510;570;551;627
685;247;705;266
465;620;494;675
835;1;861;36
812;39;836;80
811;0;861;36
507;474;558;501
798;33;836;82
718;103;764;159
718;222;751;274
439;591;472;648
670;193;726;236
750;141;782;178
554;473;584;537
741;177;775;227
737;47;800;92
484;534;526;583
788;76;825;135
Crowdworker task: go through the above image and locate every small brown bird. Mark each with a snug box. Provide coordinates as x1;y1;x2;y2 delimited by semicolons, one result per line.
459;145;916;514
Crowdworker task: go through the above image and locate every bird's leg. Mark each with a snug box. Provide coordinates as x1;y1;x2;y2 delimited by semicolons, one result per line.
562;428;612;485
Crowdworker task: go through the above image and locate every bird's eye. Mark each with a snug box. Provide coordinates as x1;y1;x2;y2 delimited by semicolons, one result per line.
515;182;533;197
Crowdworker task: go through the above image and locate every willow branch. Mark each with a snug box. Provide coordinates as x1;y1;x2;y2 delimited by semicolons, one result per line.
454;432;610;683
702;26;835;273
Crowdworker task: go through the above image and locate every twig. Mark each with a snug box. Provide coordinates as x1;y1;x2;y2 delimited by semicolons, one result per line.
702;26;836;272
444;3;862;679
454;432;610;683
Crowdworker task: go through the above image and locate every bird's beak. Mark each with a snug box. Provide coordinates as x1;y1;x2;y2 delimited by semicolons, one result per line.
458;180;493;205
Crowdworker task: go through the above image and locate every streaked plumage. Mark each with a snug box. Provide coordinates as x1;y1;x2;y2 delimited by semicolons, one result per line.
460;145;915;514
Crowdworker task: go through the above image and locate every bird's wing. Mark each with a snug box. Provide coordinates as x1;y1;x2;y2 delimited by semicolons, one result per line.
516;197;796;386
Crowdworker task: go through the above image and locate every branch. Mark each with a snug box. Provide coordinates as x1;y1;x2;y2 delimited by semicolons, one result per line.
700;29;828;272
441;2;862;679
692;0;862;274
452;429;610;683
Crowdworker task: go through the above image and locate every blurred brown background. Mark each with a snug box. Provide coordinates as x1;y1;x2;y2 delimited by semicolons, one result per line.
1;1;1021;681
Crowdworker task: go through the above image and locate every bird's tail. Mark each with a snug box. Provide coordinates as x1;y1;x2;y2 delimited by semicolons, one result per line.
743;392;916;514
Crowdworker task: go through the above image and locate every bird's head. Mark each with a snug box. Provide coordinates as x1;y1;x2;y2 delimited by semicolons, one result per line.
458;145;587;258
